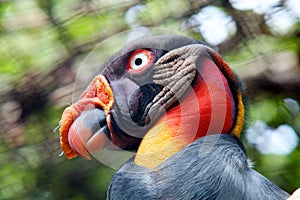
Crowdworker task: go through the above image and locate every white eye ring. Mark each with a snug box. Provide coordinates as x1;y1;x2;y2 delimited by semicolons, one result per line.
128;49;153;71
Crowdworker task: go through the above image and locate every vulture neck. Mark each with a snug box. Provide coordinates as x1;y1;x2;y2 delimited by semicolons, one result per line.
134;59;237;169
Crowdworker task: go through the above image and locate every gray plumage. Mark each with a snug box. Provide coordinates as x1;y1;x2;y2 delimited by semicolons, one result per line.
107;134;290;200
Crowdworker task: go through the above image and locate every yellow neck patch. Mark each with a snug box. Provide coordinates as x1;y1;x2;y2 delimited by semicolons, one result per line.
134;115;191;169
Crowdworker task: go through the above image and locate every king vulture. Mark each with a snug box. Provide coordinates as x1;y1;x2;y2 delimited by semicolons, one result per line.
59;35;291;199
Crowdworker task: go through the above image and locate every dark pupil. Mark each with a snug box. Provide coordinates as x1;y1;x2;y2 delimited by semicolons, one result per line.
135;58;143;66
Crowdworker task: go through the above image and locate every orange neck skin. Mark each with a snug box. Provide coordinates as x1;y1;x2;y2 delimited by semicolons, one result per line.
134;58;236;169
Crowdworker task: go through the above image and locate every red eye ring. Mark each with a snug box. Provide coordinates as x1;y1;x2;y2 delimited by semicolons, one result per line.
127;49;154;72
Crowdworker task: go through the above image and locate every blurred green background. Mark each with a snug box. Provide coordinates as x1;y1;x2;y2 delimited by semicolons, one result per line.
1;0;300;199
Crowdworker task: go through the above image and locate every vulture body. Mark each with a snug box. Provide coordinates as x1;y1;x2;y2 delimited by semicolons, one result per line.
108;135;288;200
59;35;290;199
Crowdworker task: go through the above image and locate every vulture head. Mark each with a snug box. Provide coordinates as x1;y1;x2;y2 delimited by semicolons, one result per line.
59;34;245;169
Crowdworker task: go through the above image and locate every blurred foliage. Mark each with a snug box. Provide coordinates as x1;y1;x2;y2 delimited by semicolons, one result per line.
0;0;300;199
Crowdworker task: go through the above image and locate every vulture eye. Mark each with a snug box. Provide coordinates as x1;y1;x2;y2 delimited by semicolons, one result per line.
128;49;154;72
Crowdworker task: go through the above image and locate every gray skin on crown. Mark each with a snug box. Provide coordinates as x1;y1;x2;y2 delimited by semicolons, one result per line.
107;134;290;200
123;35;201;52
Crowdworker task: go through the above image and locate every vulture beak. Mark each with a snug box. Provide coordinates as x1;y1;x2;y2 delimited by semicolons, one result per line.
60;75;114;159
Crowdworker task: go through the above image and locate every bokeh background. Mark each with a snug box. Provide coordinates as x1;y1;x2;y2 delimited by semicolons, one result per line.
1;0;300;199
